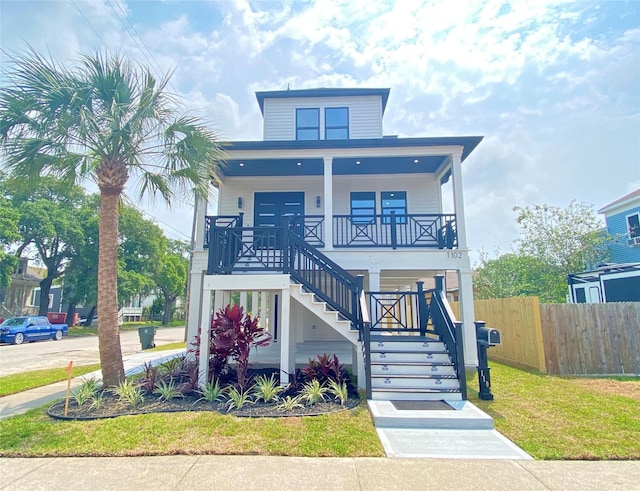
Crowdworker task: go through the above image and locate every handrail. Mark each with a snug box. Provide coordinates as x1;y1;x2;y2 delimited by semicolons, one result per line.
429;290;467;400
358;285;372;400
287;230;360;322
204;214;244;248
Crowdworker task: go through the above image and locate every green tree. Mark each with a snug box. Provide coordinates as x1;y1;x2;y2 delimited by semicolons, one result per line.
473;252;566;303
0;189;20;289
5;177;86;315
153;240;189;325
515;201;609;274
0;50;223;386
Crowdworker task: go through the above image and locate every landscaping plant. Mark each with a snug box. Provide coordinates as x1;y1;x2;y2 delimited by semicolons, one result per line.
327;379;349;405
226;386;254;411
113;379;144;409
253;373;281;403
301;353;345;385
153;379;183;401
300;379;328;407
209;304;271;388
196;379;226;403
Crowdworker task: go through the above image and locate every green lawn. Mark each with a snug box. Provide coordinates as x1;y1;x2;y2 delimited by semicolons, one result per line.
0;401;383;457
1;361;638;459
0;364;102;397
466;362;640;460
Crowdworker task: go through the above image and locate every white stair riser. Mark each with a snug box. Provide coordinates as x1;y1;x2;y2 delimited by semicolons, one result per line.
290;285;358;344
370;352;451;364
372;378;460;390
371;364;457;376
370;341;446;351
371;391;463;401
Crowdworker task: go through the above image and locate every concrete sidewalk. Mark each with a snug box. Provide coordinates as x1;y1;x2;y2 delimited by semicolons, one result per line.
1;455;638;490
0;349;185;420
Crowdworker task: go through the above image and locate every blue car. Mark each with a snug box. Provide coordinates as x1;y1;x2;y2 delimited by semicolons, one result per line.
0;316;68;345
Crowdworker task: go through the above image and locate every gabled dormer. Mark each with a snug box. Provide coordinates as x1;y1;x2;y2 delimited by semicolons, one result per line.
255;88;390;141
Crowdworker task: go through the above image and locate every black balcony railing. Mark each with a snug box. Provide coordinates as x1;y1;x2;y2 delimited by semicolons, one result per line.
333;213;457;249
205;213;457;250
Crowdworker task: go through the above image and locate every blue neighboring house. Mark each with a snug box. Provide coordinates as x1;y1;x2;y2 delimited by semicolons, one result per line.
598;188;640;263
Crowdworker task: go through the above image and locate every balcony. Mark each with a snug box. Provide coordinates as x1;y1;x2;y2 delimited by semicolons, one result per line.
204;213;457;251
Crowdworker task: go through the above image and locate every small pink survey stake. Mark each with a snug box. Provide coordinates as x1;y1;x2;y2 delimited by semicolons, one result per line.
64;361;73;417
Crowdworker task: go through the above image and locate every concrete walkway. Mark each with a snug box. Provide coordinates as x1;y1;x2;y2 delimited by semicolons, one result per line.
1;456;639;490
0;349;185;420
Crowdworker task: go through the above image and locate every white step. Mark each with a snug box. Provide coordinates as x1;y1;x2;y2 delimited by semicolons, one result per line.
371;376;460;390
370;351;452;364
371;390;463;401
371;363;456;377
368;400;494;430
370;340;446;352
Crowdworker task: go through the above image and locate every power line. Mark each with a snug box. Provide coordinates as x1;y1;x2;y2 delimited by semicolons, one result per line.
71;0;107;45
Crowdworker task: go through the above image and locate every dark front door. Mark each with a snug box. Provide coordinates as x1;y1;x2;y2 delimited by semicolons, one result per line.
254;192;305;248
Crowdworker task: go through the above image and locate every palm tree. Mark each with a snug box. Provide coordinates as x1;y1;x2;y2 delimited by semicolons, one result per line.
0;50;224;386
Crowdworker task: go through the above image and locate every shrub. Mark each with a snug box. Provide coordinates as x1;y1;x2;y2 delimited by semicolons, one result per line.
300;354;345;385
153;379;183;401
113;379;144;409
226;386;254;411
210;304;271;388
196;379;226;403
276;395;304;412
328;379;349;405
300;379;328;407
253;373;281;403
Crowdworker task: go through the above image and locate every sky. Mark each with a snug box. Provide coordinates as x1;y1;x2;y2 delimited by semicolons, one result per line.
1;0;639;263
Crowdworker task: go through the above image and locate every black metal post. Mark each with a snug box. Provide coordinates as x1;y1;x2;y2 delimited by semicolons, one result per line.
454;321;467;400
416;280;428;336
475;320;494;400
390;211;397;249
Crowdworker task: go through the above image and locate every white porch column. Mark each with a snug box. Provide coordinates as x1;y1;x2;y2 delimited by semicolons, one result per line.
279;286;294;385
458;270;478;367
260;291;268;330
450;152;468;249
186;270;204;350
251;291;259;316
352;344;366;390
197;289;213;388
239;291;247;309
194;196;208;251
323;157;334;250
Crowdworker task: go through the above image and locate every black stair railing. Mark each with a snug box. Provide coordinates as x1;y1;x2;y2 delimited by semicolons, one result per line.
287;230;360;324
428;287;467;400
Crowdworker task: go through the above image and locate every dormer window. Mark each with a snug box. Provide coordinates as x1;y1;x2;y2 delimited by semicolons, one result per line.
325;107;349;139
296;108;319;140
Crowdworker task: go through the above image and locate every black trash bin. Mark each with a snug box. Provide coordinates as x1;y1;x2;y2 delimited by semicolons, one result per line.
138;326;157;349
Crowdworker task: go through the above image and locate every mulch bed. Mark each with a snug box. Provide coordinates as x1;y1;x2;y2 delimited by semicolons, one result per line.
47;366;361;420
47;393;360;420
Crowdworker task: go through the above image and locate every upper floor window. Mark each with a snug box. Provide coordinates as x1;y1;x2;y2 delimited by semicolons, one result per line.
325;107;349;140
296;108;319;140
381;191;407;224
627;213;640;238
350;192;376;224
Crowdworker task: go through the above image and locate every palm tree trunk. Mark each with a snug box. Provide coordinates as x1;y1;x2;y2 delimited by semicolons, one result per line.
98;189;125;386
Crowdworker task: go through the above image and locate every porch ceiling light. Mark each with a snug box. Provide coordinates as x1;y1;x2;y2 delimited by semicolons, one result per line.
356;160;361;164
296;162;302;166
413;159;419;163
239;162;244;166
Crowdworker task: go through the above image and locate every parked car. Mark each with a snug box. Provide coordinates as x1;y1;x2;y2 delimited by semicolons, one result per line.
0;316;68;345
78;315;98;326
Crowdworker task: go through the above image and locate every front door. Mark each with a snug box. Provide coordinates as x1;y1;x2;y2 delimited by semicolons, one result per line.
254;192;305;248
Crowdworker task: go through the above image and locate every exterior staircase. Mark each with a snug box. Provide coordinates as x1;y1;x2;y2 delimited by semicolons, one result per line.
289;282;358;345
369;335;462;401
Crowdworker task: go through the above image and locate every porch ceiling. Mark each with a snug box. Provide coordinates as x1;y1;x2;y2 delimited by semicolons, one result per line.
223;155;447;176
219;136;483;178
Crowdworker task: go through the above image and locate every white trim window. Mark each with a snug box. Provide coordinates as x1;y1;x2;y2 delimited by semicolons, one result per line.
296;108;319;140
627;212;640;238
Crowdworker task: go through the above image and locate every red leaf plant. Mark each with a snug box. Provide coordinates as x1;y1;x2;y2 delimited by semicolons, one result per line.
210;304;271;388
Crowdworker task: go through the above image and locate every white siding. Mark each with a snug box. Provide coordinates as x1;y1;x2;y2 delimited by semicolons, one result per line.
217;174;442;223
263;96;383;140
218;176;324;226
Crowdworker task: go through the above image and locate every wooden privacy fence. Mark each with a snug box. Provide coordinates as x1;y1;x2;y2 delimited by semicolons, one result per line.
452;298;640;375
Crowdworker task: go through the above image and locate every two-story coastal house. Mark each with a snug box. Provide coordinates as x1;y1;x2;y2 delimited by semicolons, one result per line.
187;88;483;401
568;189;640;303
599;188;640;263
